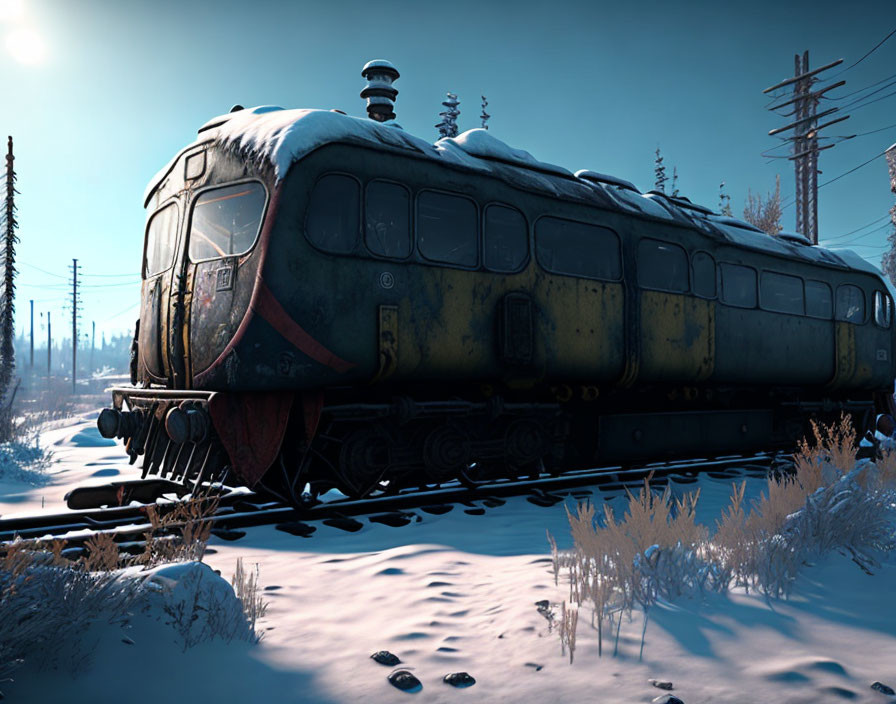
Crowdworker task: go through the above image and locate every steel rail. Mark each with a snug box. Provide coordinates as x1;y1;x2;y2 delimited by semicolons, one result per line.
0;452;788;548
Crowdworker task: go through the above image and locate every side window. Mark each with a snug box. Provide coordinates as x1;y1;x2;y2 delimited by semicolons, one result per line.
365;180;410;259
306;174;360;255
188;182;267;262
805;280;833;319
535;217;622;281
761;271;804;315
719;263;757;308
874;290;892;328
484;204;528;273
836;284;865;324
692;251;716;298
144;202;178;278
417;191;478;267
637;238;688;292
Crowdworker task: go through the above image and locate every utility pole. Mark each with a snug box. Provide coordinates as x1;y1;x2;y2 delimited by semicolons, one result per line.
47;310;51;377
71;258;79;393
29;299;33;369
764;52;849;244
90;320;95;376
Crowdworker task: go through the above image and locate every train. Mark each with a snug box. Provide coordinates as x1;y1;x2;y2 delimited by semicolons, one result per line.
97;61;896;503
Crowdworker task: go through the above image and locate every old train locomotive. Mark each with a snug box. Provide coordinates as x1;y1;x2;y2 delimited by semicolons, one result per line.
98;62;896;503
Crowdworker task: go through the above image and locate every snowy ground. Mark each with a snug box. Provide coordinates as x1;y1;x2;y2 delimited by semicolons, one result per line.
3;411;896;703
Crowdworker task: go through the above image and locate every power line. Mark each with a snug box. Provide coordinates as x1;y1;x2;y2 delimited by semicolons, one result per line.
782;147;890;209
829;26;896;78
824;71;896;101
822;213;890;240
820;221;892;246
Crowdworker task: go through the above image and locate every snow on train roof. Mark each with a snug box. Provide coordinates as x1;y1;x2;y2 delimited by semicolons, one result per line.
144;106;885;280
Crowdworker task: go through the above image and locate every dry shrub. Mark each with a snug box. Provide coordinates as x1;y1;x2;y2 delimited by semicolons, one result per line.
135;492;220;566
553;415;896;660
231;558;269;641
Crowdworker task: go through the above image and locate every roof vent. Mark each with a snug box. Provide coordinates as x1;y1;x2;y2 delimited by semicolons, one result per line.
360;59;400;122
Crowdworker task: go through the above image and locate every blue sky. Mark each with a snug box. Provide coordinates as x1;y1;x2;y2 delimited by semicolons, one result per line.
1;0;895;347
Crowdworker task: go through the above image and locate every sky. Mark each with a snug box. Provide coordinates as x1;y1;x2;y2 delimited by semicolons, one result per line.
1;0;895;349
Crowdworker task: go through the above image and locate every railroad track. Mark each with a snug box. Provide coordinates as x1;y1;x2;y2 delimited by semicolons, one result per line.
0;452;793;553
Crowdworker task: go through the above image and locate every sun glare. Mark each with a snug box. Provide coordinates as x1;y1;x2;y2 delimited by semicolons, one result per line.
0;0;25;22
5;26;46;65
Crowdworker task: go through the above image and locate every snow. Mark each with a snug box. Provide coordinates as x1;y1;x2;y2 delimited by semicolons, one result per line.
4;413;896;703
212;107;436;180
438;128;573;178
574;169;639;192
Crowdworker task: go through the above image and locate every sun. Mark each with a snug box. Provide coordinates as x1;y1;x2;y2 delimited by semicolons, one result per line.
5;26;46;65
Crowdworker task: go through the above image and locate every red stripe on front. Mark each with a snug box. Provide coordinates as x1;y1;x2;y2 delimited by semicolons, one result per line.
253;281;356;373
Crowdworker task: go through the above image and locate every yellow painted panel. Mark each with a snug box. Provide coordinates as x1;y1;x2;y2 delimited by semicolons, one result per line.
639;292;714;382
533;275;625;379
828;321;856;389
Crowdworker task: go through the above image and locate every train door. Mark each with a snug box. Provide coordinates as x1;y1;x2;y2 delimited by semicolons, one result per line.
171;180;270;387
140;199;181;386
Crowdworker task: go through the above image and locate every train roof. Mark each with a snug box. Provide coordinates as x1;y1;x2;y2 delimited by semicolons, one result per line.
145;106;887;282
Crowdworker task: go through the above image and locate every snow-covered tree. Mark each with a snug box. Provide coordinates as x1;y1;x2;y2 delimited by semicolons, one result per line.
435;93;460;139
718;181;733;217
880;147;896;286
743;175;782;236
671;166;679;198
653;148;667;193
480;95;490;130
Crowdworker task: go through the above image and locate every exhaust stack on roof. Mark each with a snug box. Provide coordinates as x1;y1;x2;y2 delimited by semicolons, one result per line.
360;59;399;122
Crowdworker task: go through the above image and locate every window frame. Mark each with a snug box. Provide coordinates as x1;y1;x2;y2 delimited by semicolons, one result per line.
835;283;867;325
637;237;690;293
691;250;716;300
142;199;180;280
718;262;759;309
874;290;892;329
364;178;413;261
303;172;362;258
534;215;623;282
482;202;530;274
187;178;269;265
759;269;805;316
415;188;480;270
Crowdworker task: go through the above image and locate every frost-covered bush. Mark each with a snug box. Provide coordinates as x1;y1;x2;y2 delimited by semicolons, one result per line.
0;546;134;687
0;549;266;696
0;434;52;485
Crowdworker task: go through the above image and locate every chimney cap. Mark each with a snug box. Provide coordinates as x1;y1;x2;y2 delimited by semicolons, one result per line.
361;59;399;80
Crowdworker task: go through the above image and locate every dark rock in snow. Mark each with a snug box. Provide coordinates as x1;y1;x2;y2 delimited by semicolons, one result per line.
649;679;674;690
871;682;895;695
443;672;476;688
371;650;401;666
651;696;685;704
524;662;543;671
388;670;422;692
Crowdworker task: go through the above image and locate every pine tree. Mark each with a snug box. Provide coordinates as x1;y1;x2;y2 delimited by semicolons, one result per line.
435;93;460;139
718;181;733;216
671;166;679;198
880;147;896;286
480;95;490;130
743;175;783;235
653;148;667;193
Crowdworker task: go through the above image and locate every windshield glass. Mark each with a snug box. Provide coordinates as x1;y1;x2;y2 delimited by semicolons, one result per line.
144;202;179;278
188;182;267;262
